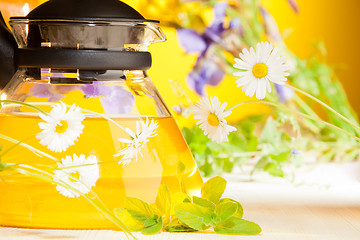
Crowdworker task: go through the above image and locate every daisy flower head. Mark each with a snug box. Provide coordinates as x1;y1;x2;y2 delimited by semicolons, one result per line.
53;154;99;198
114;118;158;166
193;96;237;143
233;41;290;100
36;102;85;153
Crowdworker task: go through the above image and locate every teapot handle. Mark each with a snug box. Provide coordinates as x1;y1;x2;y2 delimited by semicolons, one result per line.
0;11;17;89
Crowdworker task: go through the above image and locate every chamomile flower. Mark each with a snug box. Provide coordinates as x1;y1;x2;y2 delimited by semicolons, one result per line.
114;118;158;166
193;96;236;143
233;41;290;100
36;102;85;153
53;154;99;198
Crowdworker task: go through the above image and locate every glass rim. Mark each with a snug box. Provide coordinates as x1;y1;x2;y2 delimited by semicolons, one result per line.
9;17;160;25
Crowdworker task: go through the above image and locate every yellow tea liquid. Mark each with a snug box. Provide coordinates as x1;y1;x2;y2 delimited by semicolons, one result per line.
0;113;203;229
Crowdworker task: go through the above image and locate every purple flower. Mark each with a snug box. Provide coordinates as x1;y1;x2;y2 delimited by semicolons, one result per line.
177;3;237;95
82;84;112;97
82;83;135;114
287;0;299;14
30;84;78;101
259;7;282;42
205;2;228;43
187;60;224;96
275;84;294;102
177;29;206;53
229;18;244;36
291;149;301;155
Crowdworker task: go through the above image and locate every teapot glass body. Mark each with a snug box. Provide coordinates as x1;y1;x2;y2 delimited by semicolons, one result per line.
0;20;202;229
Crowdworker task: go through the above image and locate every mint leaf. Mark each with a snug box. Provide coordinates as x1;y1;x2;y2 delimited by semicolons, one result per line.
125;197;154;217
144;216;157;227
114;208;144;231
155;185;171;218
218;198;244;218
203;212;217;226
193;196;215;211
165;222;197;232
201;176;227;204
174;203;213;230
127;210;149;223
269;150;291;163
170;192;191;215
0;162;7;172
215;201;237;223
177;161;186;175
124;197;155;223
264;162;284;178
142;217;163;235
214;216;262;235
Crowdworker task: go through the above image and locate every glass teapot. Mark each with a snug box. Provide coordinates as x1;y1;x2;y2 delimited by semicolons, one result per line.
0;0;202;229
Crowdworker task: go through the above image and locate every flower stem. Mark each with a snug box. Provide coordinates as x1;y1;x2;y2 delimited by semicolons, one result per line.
284;83;360;134
15;164;136;240
228;101;360;142
80;109;128;133
0;134;59;162
0;100;48;115
0;135;35;158
5;102;132;138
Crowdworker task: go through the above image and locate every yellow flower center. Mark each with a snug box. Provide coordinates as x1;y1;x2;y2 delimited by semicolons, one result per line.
252;63;268;78
207;113;220;127
69;171;80;182
55;120;69;134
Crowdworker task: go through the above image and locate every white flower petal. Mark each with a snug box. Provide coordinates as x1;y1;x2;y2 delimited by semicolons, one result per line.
113;118;158;165
233;41;290;99
36;102;85;153
53;154;99;198
193;97;236;144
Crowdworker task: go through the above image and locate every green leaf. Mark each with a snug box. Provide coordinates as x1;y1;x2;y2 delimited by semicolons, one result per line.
0;162;7;172
114;208;144;231
260;118;280;143
269;150;291;163
165;222;197;232
142;217;163;235
215;202;238;223
203;212;217;226
264;162;284;178
174;203;213;230
247;136;258;152
144;216;157;227
124;197;154;223
177;161;186;176
218;198;244;218
201;176;227;204
127;210;149;223
177;161;187;194
170;192;191;215
214;216;262;235
125;197;154;217
193;196;215;211
155;185;171;218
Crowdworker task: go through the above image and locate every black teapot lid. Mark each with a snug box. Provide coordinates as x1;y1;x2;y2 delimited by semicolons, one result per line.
11;0;159;23
0;0;163;87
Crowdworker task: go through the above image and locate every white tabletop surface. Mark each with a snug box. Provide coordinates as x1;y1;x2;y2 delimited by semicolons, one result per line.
1;162;360;240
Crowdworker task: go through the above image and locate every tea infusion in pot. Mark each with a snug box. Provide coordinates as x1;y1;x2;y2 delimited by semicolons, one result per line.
0;0;203;229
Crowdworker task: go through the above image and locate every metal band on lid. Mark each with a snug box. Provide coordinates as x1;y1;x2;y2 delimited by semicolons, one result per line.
17;49;152;70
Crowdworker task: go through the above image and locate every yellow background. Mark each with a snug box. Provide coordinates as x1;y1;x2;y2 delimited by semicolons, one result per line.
261;0;360;116
130;0;360;119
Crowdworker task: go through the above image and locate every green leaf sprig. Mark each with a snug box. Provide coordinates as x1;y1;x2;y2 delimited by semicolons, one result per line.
114;176;261;235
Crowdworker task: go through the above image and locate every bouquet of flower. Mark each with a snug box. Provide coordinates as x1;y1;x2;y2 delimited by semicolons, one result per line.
140;0;360;178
